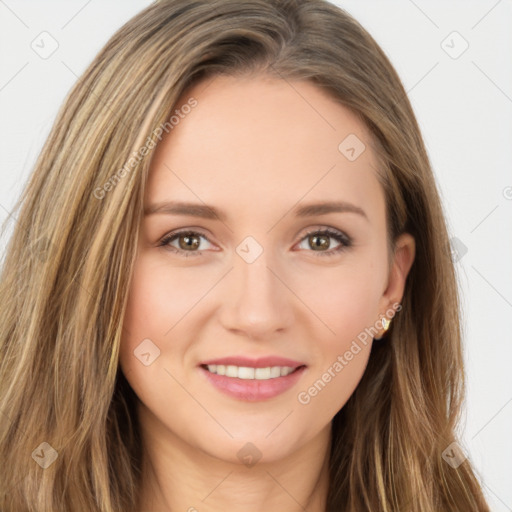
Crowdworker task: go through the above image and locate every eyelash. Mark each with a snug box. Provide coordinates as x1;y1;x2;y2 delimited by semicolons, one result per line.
158;227;352;258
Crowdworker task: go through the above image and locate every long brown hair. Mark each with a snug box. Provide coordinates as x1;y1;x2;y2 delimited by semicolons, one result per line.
0;1;489;510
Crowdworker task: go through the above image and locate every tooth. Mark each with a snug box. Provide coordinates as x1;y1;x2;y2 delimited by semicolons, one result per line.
255;367;272;380
225;365;238;377
280;366;294;376
269;366;281;378
238;366;255;379
205;364;301;379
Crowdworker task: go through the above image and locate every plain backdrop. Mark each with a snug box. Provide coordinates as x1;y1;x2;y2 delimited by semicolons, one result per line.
1;1;511;509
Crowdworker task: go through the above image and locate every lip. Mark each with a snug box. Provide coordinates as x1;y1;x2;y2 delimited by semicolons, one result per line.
199;356;306;369
198;356;308;402
199;364;307;401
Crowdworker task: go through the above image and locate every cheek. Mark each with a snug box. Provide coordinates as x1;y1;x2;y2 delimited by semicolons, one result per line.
295;293;375;419
119;258;216;390
290;262;379;412
297;346;371;421
121;257;209;345
119;260;179;385
292;257;382;344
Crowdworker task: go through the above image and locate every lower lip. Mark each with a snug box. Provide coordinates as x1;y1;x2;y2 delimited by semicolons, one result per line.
199;365;307;401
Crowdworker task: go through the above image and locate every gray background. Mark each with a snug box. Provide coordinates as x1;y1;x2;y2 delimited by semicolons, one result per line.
0;1;511;509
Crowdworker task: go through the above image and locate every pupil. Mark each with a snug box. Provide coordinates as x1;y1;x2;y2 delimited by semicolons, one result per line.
311;234;329;250
180;235;199;250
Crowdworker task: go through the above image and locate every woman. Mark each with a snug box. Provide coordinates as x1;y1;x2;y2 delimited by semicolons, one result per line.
0;0;490;510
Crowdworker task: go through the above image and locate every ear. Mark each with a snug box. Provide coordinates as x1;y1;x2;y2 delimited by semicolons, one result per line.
380;232;415;309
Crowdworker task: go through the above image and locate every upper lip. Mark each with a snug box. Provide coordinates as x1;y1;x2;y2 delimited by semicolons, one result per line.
199;356;306;369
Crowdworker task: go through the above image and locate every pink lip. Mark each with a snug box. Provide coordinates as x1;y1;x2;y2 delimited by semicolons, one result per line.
199;356;305;369
199;365;307;401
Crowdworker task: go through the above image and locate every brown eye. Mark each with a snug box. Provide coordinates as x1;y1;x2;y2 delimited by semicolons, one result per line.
159;230;213;256
178;233;201;250
297;228;352;257
308;233;331;251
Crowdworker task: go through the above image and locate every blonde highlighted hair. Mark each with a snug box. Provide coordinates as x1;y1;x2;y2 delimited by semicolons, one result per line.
0;0;489;510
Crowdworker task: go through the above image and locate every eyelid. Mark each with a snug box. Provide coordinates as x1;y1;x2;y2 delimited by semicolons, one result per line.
296;225;350;242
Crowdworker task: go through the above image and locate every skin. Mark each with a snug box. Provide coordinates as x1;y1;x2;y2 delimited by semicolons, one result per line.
119;73;415;512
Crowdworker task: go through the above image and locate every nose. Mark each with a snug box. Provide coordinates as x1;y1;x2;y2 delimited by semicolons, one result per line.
218;247;294;341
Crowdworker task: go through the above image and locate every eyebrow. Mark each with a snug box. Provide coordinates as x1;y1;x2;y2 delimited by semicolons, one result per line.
144;200;368;222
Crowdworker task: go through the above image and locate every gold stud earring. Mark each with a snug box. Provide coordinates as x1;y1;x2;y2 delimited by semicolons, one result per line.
374;316;391;340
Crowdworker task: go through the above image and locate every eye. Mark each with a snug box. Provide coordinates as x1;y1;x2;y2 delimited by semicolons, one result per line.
158;227;352;258
296;227;352;257
159;230;214;257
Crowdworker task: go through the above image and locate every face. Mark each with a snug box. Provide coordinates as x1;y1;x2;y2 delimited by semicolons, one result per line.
119;74;414;465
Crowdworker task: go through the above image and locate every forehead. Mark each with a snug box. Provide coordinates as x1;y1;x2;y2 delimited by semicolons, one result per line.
146;74;384;225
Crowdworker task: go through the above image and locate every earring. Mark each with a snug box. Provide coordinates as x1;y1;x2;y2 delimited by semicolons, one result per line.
374;316;391;341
